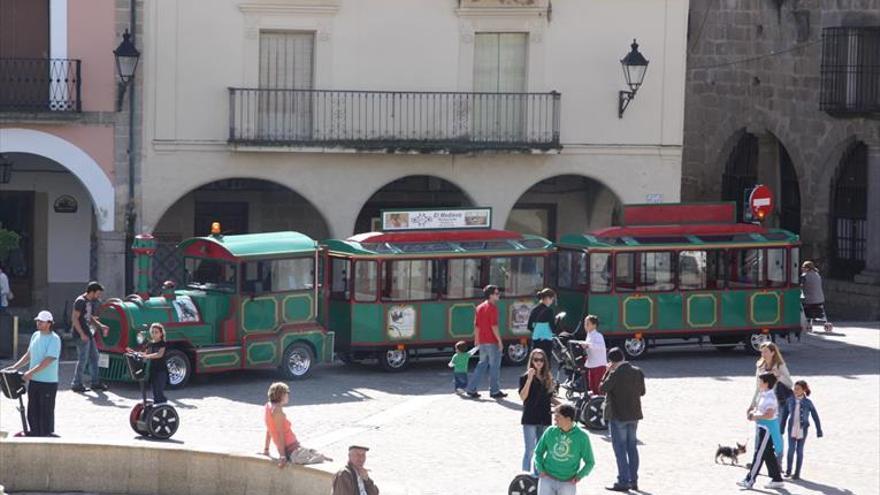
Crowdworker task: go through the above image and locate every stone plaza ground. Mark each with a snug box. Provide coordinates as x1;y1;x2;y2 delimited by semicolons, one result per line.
2;324;878;495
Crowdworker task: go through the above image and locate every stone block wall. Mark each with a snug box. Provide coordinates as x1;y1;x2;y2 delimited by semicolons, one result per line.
682;0;880;317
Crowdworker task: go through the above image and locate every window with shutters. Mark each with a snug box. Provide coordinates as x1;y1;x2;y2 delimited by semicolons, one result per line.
473;33;527;141
258;32;315;141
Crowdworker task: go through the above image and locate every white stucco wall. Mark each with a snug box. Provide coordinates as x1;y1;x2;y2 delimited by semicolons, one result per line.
141;0;687;236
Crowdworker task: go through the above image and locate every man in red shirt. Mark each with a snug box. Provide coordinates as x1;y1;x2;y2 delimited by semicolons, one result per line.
466;285;507;399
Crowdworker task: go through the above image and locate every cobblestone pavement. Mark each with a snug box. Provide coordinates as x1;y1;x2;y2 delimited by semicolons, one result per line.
2;324;878;495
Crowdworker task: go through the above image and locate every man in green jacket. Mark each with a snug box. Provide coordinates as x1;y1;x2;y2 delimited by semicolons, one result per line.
534;403;595;495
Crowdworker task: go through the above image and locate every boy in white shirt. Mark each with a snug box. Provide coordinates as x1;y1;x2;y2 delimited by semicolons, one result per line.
580;315;607;395
739;372;785;489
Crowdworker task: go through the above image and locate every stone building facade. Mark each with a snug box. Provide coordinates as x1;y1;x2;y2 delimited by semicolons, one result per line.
682;0;880;319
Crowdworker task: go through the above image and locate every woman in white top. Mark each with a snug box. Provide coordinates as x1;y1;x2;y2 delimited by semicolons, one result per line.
749;342;794;416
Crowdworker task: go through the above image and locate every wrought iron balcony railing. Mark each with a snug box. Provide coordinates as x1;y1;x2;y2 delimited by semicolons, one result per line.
228;88;561;152
0;58;82;112
820;27;880;116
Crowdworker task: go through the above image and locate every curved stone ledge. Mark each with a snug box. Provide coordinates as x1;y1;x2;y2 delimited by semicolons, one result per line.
0;438;334;495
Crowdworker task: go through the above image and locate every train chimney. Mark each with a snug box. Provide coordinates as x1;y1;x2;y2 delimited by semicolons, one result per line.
131;234;157;298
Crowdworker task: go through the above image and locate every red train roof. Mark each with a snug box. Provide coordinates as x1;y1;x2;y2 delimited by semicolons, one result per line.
591;222;767;238
348;229;524;244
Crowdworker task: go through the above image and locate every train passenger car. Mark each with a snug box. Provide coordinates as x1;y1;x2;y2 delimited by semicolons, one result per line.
554;203;801;359
97;227;334;387
321;208;552;371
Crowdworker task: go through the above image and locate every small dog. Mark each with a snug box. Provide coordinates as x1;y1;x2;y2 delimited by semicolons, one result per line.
715;443;747;465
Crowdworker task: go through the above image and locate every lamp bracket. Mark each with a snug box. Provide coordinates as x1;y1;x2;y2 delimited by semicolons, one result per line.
618;90;636;118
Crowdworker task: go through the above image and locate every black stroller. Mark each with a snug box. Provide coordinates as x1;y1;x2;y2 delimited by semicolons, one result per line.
125;351;179;440
0;370;28;436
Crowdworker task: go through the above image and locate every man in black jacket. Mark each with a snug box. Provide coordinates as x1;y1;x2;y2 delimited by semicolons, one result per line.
600;347;646;492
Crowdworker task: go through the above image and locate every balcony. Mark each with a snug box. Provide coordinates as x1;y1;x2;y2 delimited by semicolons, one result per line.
0;58;81;113
228;88;561;153
820;27;880;116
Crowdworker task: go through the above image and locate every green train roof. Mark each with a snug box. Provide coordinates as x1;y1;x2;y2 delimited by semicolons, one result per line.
325;229;552;257
557;226;799;250
179;231;317;260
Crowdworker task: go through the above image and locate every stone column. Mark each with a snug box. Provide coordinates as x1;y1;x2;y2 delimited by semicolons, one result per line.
755;133;781;227
855;145;880;285
95;231;127;298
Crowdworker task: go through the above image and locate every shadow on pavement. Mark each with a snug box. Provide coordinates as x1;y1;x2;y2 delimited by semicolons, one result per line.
788;478;856;495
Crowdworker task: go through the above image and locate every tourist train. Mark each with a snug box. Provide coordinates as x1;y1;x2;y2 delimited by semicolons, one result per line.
96;202;802;387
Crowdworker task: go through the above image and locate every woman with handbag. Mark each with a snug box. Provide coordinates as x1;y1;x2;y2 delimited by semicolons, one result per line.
747;342;793;457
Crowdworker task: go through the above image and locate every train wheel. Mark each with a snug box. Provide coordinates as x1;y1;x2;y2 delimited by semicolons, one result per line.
622;338;647;360
746;333;770;355
165;349;191;389
281;342;314;380
147;405;180;440
129;403;145;436
508;474;538;495
502;343;529;366
710;336;739;352
580;396;607;430
378;349;408;372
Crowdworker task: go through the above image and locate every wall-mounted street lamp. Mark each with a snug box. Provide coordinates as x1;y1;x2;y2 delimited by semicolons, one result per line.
0;154;12;184
618;39;649;118
113;29;141;111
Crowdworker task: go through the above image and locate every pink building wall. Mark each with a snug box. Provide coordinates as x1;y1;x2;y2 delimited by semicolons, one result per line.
69;0;117;112
0;124;115;180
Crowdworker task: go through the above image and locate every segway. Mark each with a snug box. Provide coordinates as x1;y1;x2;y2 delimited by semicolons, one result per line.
125;351;179;440
0;370;28;436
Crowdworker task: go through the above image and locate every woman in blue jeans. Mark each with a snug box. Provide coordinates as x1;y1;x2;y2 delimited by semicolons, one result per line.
518;348;558;474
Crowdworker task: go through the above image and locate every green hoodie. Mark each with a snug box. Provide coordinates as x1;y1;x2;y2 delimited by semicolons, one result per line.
533;424;595;482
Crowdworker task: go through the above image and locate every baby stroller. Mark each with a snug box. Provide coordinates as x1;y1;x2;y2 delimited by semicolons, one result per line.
125;351;179;440
0;370;28;436
802;300;833;333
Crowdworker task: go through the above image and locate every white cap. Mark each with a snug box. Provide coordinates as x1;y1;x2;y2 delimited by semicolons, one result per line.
34;310;54;322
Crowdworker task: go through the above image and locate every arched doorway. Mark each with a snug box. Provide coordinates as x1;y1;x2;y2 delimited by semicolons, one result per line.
151;178;330;291
721;132;758;222
354;175;473;234
831;142;868;279
721;131;801;232
506;175;622;240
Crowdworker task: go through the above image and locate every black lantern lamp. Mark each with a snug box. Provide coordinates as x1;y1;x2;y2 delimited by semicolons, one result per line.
618;39;649;118
0;154;12;185
113;29;141;110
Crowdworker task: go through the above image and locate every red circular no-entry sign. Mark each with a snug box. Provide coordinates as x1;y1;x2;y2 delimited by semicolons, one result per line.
749;184;774;221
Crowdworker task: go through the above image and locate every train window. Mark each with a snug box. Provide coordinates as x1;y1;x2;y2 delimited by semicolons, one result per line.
446;258;483;299
243;258;315;293
790;247;800;286
615;253;636;292
678;250;724;290
383;259;435;301
614;252;674;292
640;252;675;291
185;258;237;292
489;256;545;297
330;258;350;300
767;248;786;288
556;250;586;290
354;260;378;302
728;249;761;288
590;252;611;293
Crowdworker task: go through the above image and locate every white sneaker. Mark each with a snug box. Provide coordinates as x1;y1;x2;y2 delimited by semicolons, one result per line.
764;481;784;489
736;480;753;489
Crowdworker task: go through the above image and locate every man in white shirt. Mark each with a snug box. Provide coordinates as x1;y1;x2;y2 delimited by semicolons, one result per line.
0;263;11;313
580;315;607;395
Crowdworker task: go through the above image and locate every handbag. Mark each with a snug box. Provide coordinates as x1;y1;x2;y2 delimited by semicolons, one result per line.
775;381;793;403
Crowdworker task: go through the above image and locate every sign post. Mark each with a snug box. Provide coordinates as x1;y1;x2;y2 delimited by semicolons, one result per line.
747;184;774;223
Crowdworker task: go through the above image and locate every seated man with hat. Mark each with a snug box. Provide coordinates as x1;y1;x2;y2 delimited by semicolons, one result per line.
332;445;379;495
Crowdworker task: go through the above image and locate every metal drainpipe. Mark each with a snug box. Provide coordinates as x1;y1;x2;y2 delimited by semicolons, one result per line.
124;0;137;295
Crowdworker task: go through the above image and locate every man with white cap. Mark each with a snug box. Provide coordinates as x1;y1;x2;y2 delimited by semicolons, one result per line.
331;445;379;495
2;310;61;436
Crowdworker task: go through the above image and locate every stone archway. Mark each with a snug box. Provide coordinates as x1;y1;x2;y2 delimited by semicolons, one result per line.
0;128;114;230
353;175;475;234
150;178;330;292
505;175;623;241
